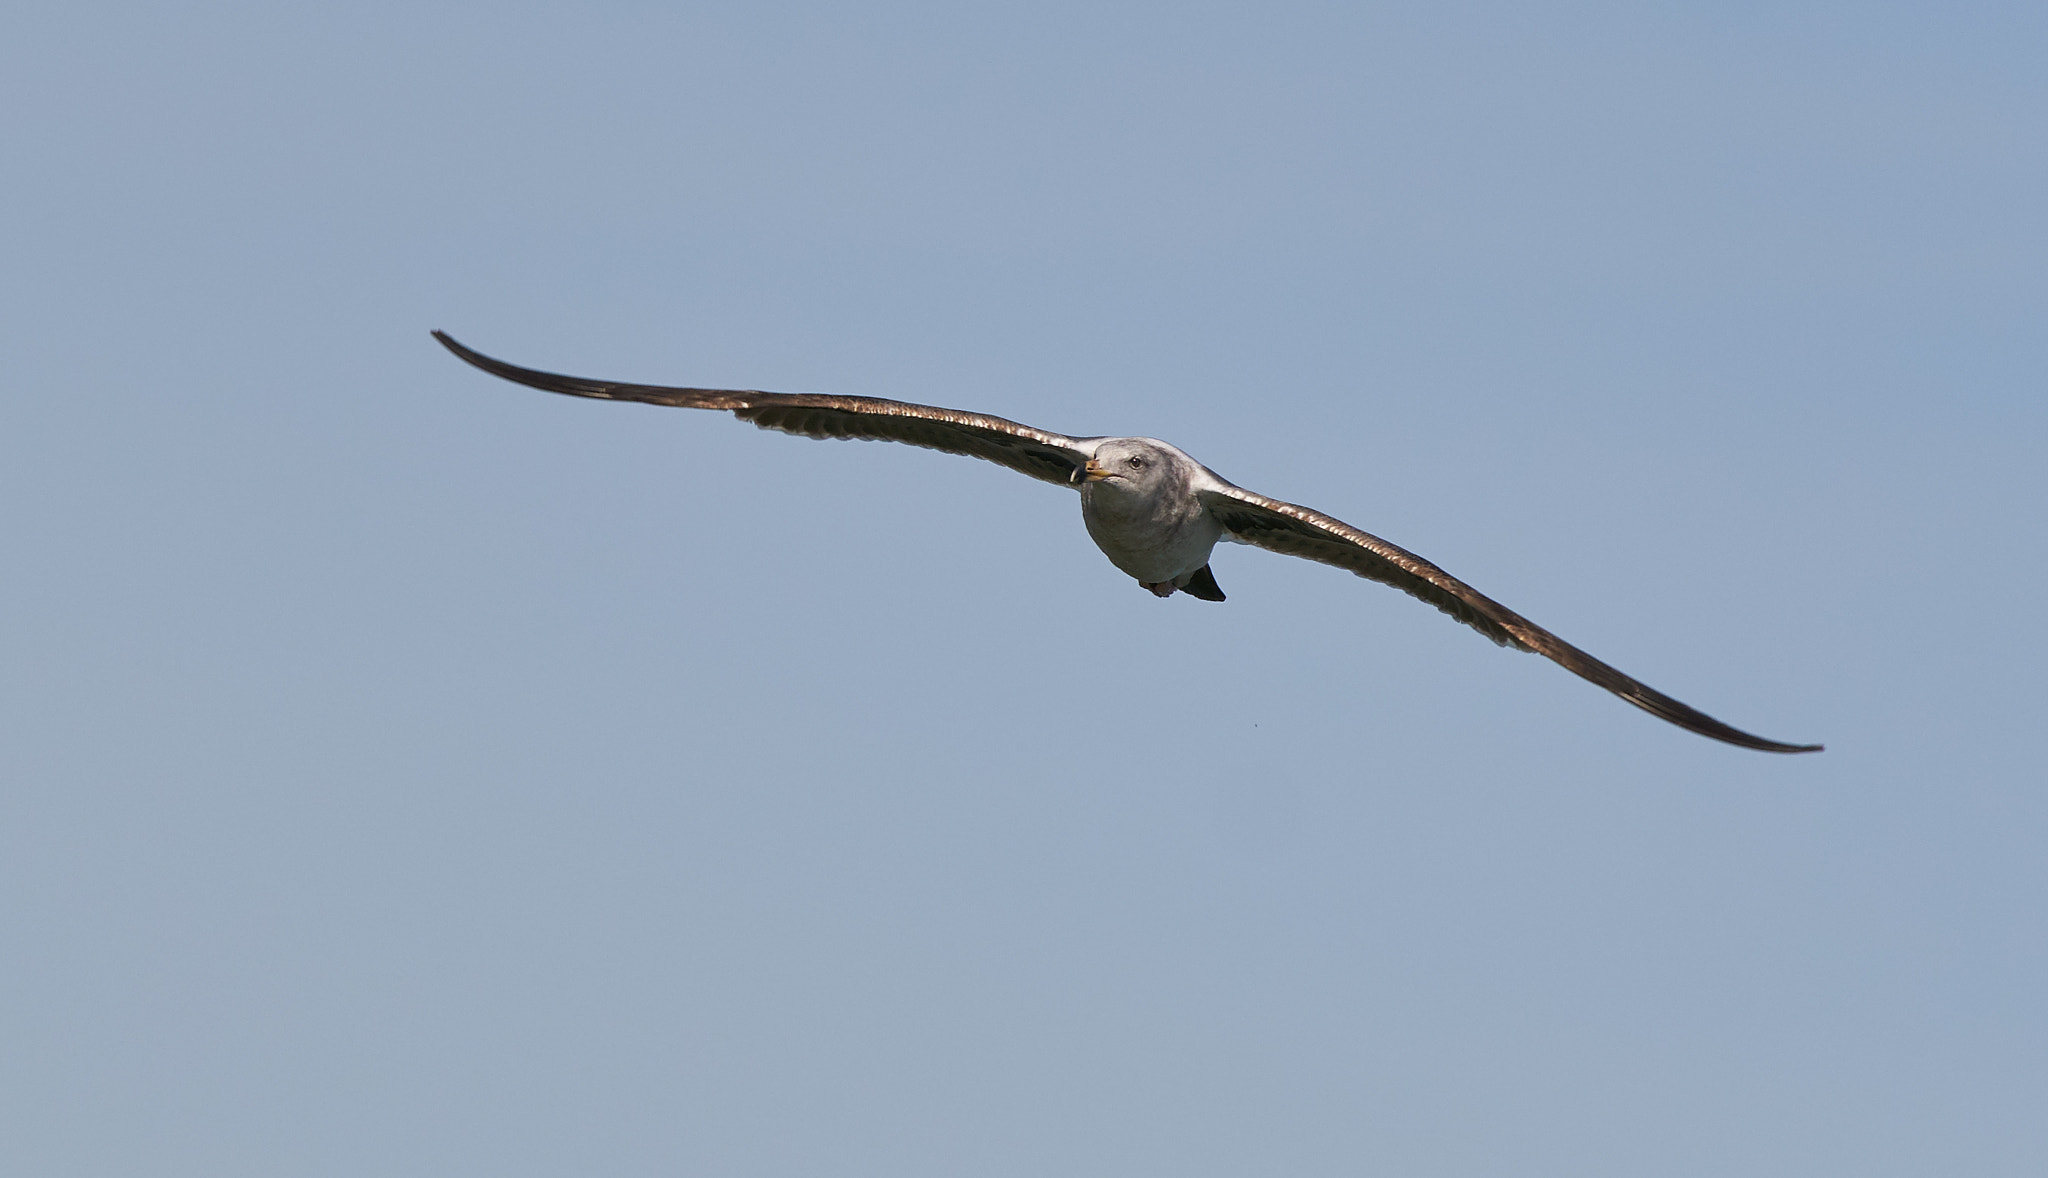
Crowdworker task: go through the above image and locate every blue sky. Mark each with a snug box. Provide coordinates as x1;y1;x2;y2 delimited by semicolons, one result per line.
4;3;2044;1174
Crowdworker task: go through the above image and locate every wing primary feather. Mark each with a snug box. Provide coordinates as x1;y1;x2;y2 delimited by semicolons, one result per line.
431;330;755;409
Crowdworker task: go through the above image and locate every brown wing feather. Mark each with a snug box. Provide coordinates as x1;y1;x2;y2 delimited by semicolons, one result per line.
1200;486;1822;754
432;332;1093;487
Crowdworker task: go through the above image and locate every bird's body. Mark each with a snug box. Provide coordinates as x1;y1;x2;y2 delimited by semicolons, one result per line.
1078;438;1227;595
433;331;1821;754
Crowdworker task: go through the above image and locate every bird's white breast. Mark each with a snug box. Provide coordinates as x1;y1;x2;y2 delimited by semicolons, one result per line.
1078;481;1224;583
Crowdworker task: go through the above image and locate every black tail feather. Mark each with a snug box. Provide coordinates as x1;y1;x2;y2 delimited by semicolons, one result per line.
1181;564;1226;602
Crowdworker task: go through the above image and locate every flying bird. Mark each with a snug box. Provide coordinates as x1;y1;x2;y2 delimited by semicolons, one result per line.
433;331;1820;754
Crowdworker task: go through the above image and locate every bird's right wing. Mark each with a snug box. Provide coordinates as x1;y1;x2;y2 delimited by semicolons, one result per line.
1198;483;1822;754
434;332;1099;487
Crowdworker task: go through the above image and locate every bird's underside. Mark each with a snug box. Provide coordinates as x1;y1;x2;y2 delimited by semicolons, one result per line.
432;331;1821;754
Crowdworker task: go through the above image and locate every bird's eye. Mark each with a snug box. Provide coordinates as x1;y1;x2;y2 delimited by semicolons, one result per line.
1127;456;1144;469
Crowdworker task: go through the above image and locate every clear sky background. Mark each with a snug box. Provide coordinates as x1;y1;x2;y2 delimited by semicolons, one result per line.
4;2;2043;1174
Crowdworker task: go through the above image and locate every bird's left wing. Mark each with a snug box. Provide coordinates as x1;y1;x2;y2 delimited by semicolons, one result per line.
433;332;1099;487
1196;483;1821;753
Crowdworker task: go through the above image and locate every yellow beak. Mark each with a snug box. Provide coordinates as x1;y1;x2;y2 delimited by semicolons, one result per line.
1080;458;1111;483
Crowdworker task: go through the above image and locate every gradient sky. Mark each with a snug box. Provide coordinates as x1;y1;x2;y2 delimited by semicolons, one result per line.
4;3;2044;1174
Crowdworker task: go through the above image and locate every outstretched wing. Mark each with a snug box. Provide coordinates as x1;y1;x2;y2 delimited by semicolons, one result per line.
433;332;1098;487
1197;483;1822;754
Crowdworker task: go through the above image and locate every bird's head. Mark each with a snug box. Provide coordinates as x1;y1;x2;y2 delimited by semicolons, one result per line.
1078;438;1178;494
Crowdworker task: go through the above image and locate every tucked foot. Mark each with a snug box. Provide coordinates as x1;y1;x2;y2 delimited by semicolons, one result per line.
1139;580;1177;598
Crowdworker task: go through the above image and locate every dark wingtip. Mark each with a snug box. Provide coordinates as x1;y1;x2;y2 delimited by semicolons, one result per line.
1740;740;1825;754
431;329;484;365
1685;724;1823;755
427;330;628;400
1641;701;1825;755
430;329;527;383
1717;726;1824;754
431;329;486;368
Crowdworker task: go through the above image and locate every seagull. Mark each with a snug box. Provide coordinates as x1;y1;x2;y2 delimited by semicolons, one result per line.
433;331;1821;754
